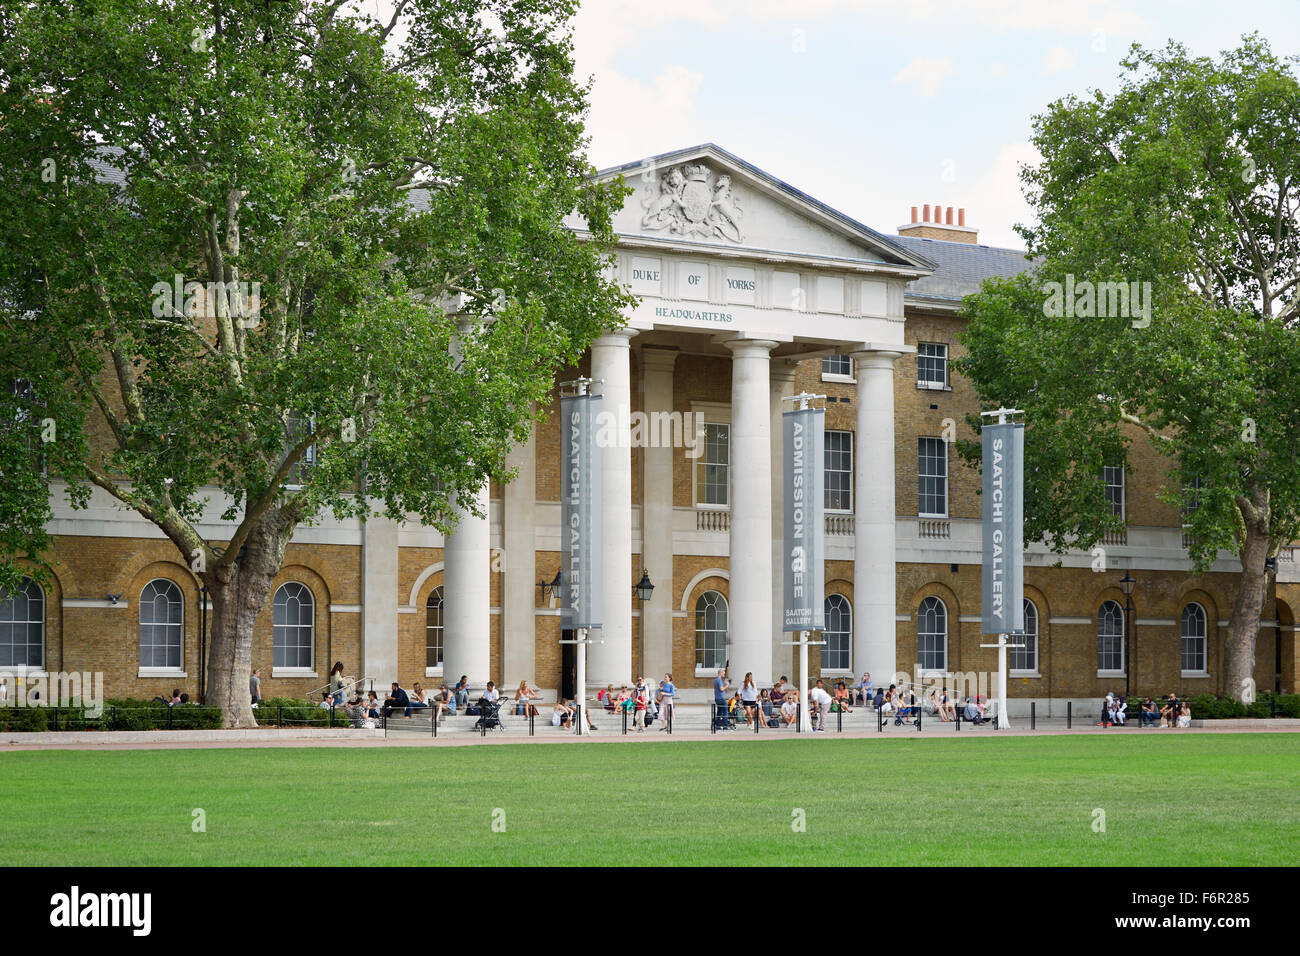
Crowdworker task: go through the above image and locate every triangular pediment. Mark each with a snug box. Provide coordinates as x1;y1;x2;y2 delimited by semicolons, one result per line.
584;144;934;275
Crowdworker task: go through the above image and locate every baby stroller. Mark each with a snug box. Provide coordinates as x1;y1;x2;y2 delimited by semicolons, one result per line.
473;697;505;733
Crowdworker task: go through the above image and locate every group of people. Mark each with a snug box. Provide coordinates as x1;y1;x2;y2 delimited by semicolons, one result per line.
1110;693;1192;728
596;674;676;731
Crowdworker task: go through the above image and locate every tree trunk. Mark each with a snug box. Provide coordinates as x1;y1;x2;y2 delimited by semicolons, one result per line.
1227;510;1270;703
203;516;290;728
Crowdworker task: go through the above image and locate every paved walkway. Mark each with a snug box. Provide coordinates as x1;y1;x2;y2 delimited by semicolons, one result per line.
2;713;1296;751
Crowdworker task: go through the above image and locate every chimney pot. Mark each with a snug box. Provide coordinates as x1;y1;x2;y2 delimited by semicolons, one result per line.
922;204;930;222
946;207;954;225
910;205;918;223
958;208;966;227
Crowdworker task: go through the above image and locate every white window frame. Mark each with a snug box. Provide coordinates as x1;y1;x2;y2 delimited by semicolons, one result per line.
272;582;317;677
821;354;855;384
1104;465;1125;520
0;576;45;671
1097;599;1125;677
693;590;728;673
1010;599;1039;676
918;437;948;518
820;593;852;674
917;596;947;674
1180;602;1209;677
424;585;445;678
138;578;185;676
824;429;853;514
690;402;731;511
916;342;949;390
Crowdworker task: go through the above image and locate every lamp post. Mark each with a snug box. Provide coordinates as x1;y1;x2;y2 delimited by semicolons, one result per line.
1120;571;1136;699
633;570;654;602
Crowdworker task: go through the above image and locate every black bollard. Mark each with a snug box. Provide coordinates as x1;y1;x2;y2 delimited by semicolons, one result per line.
529;707;534;737
956;706;961;731
1031;700;1036;731
837;706;843;733
622;706;628;735
877;705;882;733
1067;700;1072;729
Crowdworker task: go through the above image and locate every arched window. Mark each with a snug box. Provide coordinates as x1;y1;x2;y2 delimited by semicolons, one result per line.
694;590;728;669
917;596;947;672
1098;600;1124;673
426;586;444;669
1181;603;1207;674
273;583;315;670
139;579;183;669
1010;599;1038;673
821;594;851;671
0;577;44;668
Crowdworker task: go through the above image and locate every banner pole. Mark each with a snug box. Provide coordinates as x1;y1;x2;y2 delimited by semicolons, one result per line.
799;630;810;733
576;625;586;737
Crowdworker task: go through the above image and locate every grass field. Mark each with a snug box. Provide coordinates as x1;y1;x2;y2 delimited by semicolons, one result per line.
3;734;1297;865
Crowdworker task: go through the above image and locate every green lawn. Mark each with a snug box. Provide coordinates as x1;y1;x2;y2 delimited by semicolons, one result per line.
2;734;1296;865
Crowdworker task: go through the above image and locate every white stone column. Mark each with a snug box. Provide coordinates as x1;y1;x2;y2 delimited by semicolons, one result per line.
725;339;778;686
443;482;491;688
851;349;905;686
590;329;637;685
640;348;677;680
502;418;536;688
361;514;399;687
769;358;799;683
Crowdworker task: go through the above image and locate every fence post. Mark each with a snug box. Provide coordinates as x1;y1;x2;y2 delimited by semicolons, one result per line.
917;702;922;732
529;708;534;737
754;706;760;734
330;701;336;727
1067;700;1072;729
621;705;628;735
711;702;717;734
111;705;116;732
167;704;173;730
955;706;961;731
795;703;801;733
877;705;882;733
1030;700;1036;731
837;705;843;733
278;703;283;728
432;708;437;738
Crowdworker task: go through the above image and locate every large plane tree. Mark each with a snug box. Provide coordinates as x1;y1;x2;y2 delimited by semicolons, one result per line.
958;36;1300;701
0;0;631;725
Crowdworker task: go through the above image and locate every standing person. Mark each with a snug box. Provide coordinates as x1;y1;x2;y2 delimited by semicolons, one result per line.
250;668;262;707
740;672;759;728
713;668;731;730
657;673;676;732
633;685;648;731
808;679;833;732
329;661;348;707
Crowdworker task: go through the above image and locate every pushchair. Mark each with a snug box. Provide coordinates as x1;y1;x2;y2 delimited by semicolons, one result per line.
473;697;506;733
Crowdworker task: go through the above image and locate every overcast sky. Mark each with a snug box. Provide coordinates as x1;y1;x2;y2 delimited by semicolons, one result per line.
570;0;1299;249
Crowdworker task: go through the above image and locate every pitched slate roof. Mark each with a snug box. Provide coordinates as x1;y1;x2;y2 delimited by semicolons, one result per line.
893;235;1032;303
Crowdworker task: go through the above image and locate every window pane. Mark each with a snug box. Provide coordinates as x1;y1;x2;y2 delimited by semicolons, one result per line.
1097;600;1124;671
917;597;946;671
1103;466;1125;518
1011;600;1038;672
918;343;948;385
825;430;853;512
822;355;852;377
918;438;947;516
273;583;314;669
1181;603;1206;672
821;594;851;670
139;580;183;670
0;578;44;668
696;424;730;506
426;586;444;668
694;591;728;669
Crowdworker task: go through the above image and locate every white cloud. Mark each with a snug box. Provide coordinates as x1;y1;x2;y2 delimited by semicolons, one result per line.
969;141;1043;248
892;56;959;98
1042;45;1077;75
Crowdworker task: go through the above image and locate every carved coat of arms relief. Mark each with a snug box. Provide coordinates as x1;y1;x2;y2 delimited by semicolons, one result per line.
640;162;744;243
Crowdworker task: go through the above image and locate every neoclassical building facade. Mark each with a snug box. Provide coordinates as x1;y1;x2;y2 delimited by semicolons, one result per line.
12;144;1300;706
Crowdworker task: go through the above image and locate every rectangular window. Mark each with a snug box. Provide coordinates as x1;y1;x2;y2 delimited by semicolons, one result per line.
1104;465;1125;519
918;437;948;517
694;423;730;507
284;411;316;487
917;343;948;388
825;430;852;512
821;355;852;378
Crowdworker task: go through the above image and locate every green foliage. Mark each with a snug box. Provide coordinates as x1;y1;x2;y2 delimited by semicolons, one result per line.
0;699;224;731
956;35;1300;567
254;696;348;727
0;0;632;591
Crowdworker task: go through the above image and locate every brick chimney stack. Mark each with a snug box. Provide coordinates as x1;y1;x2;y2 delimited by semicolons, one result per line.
898;204;978;244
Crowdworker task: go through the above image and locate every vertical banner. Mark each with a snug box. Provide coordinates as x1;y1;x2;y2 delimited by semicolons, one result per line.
982;422;1024;634
561;393;603;628
782;406;825;631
